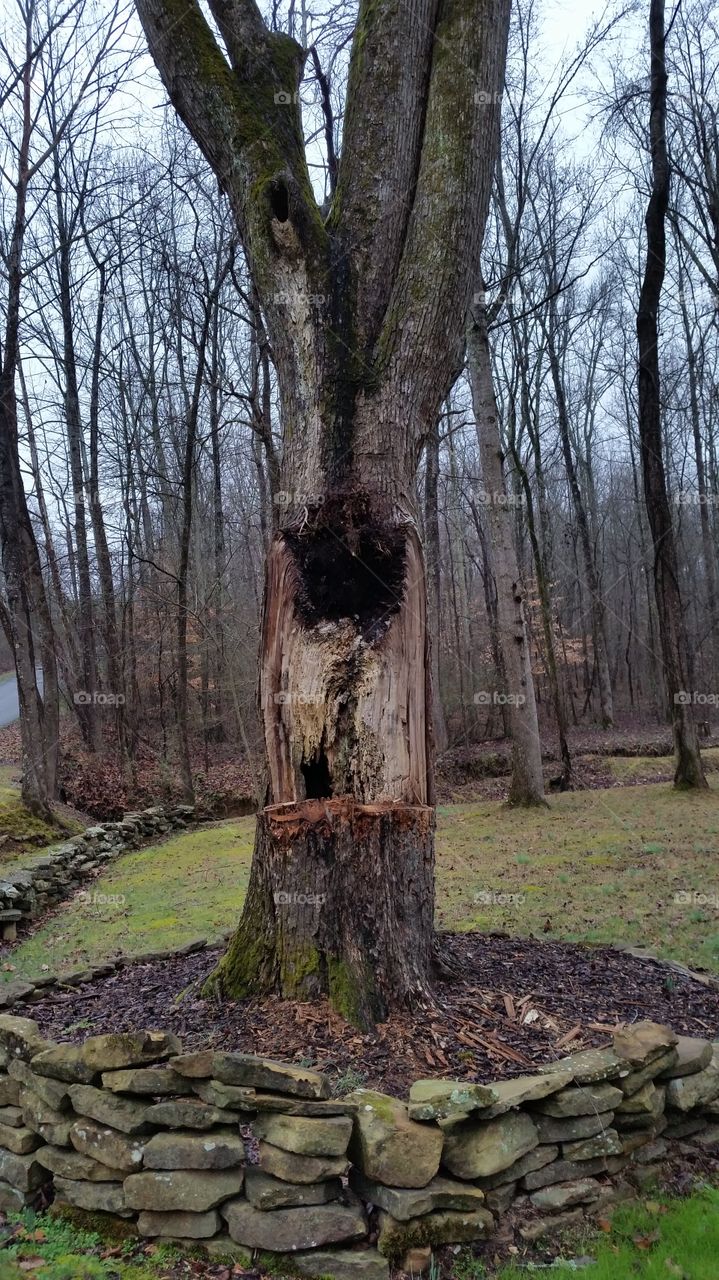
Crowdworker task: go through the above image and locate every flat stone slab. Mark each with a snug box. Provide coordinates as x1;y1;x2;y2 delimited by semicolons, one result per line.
145;1099;236;1129
534;1110;615;1144
665;1050;719;1112
287;1249;388;1280
222;1197;367;1251
70;1118;145;1172
138;1209;220;1238
36;1144;126;1182
258;1140;350;1184
101;1067;192;1095
0;1148;48;1192
69;1084;151;1134
124;1168;244;1213
475;1143;558;1191
143;1129;245;1170
544;1048;629;1085
193;1081;257;1111
251;1113;352;1157
31;1045;96;1084
213;1053;329;1099
477;1070;573;1119
346;1090;443;1189
407;1079;497;1121
531;1083;623;1117
530;1178;601;1210
442;1111;538;1179
349;1169;485;1221
54;1177;129;1215
245;1168;342;1211
377;1206;494;1257
562;1129;623;1161
657;1036;713;1080
81;1031;181;1073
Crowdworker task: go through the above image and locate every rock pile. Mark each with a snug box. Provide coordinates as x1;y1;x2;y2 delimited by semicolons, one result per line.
0;1013;715;1279
0;806;194;946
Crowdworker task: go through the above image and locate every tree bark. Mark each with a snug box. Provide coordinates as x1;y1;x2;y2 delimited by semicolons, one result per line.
135;0;511;1021
467;295;546;805
637;0;707;788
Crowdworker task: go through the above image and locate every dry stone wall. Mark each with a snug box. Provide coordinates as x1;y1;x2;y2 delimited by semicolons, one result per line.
0;806;194;952
0;1015;716;1280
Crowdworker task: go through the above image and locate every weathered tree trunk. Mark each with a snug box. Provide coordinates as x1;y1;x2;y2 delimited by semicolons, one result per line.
424;419;448;754
467;295;546;805
637;0;707;788
136;0;511;1022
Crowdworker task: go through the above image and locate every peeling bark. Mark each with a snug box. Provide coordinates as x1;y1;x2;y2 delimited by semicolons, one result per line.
135;0;511;1019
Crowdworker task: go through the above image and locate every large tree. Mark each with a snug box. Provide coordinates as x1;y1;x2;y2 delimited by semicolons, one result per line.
135;0;510;1026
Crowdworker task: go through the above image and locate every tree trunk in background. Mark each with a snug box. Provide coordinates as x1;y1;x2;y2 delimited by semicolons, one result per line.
0;40;59;816
424;418;448;753
637;0;706;788
467;298;546;805
136;0;510;1025
546;318;614;729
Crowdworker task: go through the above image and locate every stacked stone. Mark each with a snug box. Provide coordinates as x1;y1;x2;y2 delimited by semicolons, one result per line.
0;1012;716;1280
0;1015;55;1212
345;1087;492;1271
403;1022;719;1249
0;805;194;945
178;1051;385;1280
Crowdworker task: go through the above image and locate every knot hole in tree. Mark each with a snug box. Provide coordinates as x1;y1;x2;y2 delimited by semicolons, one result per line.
284;494;407;634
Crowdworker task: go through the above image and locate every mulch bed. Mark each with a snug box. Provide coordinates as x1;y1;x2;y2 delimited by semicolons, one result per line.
28;932;719;1096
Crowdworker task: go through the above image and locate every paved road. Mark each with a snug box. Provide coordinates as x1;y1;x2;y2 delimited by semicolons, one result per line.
0;671;43;729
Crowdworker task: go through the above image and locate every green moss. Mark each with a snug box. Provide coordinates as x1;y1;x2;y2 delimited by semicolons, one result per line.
327;955;373;1025
0;785;78;868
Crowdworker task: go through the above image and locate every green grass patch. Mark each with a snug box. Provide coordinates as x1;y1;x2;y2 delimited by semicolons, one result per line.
0;1209;188;1278
485;1185;719;1277
3;776;719;984
3;821;254;980
436;779;719;973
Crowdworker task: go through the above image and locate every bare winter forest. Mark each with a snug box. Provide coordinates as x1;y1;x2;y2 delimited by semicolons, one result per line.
1;0;718;1009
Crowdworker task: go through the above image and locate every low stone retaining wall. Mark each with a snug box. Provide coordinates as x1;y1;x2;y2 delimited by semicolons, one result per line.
0;806;195;946
0;1016;716;1278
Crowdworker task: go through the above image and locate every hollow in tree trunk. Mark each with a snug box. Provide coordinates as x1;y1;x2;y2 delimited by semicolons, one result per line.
135;0;511;1023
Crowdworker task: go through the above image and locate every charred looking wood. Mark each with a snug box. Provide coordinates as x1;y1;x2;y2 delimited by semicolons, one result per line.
283;493;407;631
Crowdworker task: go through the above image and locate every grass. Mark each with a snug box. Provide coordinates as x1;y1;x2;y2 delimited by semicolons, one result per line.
1;774;718;983
435;778;719;973
2;822;254;980
483;1185;719;1278
0;1210;193;1278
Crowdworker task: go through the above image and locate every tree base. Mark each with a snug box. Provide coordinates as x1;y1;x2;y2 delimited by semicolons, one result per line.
206;797;435;1029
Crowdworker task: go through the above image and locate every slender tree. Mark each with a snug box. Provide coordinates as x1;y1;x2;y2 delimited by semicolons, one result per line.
636;0;707;787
